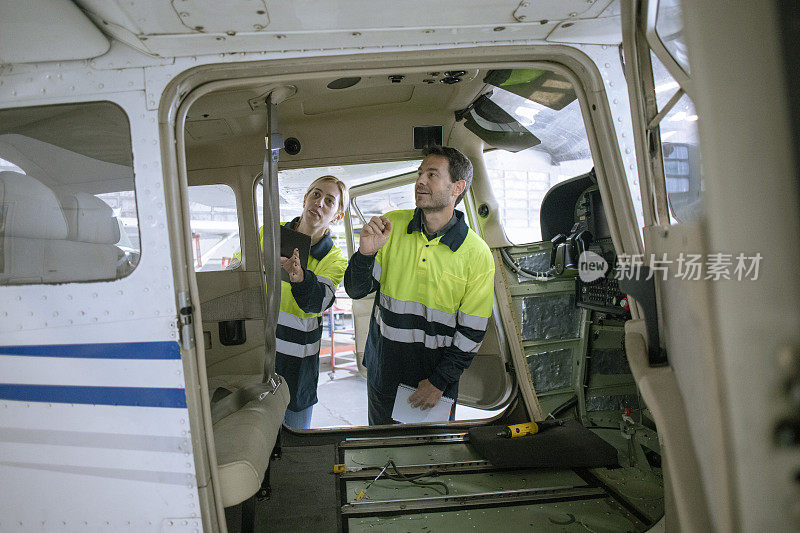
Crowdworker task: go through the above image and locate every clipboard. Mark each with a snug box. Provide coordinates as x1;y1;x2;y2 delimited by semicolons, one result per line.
280;224;311;282
391;384;454;424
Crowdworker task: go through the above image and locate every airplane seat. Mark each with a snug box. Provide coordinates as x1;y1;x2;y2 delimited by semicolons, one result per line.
0;171;69;284
49;191;121;282
208;374;289;507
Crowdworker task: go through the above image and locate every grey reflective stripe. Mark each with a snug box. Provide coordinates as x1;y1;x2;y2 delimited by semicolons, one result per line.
457;310;489;331
316;274;337;292
453;331;482;353
379;293;456;328
321;286;335;309
278;310;319;332
377;314;453;349
276;337;321;358
372;261;381;282
314;272;336;292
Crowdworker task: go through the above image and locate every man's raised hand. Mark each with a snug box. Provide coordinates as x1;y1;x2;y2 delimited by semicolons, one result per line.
358;215;392;256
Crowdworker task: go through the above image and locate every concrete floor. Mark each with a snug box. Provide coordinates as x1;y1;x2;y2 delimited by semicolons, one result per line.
310;336;502;428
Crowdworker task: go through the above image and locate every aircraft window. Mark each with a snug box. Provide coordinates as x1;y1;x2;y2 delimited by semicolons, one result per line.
651;53;703;223
188;184;240;271
352;182;415;220
481;92;593;245
655;0;690;75
0;101;140;285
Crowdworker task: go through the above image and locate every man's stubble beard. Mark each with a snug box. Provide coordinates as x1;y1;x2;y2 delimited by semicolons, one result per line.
417;186;452;214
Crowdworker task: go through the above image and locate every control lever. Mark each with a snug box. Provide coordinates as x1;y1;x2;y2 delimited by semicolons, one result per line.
551;233;567;275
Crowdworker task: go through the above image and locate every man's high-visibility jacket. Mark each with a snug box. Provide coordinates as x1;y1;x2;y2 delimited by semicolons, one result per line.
344;208;494;402
237;220;347;412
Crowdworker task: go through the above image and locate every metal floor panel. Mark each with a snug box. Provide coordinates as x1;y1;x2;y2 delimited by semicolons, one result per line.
347;497;644;532
343;442;483;470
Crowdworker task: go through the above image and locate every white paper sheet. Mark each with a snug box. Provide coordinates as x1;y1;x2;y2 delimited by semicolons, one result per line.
390;384;454;423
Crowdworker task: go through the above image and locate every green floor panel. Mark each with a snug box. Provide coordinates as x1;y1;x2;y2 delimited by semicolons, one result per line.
345;469;586;503
590;467;664;524
344;443;484;470
347;497;643;532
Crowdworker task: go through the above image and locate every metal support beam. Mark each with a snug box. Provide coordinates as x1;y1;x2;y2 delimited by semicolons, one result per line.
341;486;605;516
339;433;468;449
261;94;282;381
340;460;497;480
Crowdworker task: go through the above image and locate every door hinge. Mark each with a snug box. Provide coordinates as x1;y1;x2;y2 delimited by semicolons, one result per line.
178;291;195;350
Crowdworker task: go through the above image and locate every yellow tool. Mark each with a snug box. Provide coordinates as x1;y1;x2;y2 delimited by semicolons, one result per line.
496;420;563;438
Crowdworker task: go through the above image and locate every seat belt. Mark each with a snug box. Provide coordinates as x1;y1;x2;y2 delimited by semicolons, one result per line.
210;93;283;424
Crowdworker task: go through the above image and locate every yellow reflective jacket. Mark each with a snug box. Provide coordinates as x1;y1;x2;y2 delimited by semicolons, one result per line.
344;208;494;399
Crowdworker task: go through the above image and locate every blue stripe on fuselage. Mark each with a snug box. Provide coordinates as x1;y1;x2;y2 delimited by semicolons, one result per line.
0;341;180;359
0;384;187;408
0;342;185;407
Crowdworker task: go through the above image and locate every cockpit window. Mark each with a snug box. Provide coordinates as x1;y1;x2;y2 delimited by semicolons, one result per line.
477;70;593;244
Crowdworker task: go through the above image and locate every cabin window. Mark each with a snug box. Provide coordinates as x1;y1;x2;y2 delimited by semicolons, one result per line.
0;101;140;285
351;180;416;237
188;184;240;271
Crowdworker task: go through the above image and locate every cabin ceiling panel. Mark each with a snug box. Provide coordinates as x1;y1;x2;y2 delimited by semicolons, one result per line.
76;0;618;58
132;25;559;58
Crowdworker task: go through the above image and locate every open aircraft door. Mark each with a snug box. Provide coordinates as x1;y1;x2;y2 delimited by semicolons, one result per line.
345;170;515;411
621;0;800;530
0;94;218;527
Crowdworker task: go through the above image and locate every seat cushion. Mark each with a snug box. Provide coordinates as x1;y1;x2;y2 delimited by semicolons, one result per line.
211;374;289;507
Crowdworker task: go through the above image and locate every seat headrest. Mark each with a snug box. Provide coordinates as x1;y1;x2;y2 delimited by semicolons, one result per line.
59;192;120;244
0;171;68;239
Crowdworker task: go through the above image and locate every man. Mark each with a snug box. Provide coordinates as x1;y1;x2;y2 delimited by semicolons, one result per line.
344;145;495;425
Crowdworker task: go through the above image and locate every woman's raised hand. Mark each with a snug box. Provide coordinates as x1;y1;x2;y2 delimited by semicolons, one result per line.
280;248;304;282
358;215;392;256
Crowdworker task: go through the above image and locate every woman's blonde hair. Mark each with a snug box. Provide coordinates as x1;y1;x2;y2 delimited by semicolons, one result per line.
304;175;349;215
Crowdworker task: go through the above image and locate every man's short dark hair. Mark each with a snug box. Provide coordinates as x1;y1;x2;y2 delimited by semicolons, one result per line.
422;145;473;206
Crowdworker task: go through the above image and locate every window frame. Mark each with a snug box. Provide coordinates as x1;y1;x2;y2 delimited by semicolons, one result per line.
623;0;697;228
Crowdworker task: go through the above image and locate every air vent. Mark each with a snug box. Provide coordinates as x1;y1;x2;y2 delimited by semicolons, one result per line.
327;77;361;89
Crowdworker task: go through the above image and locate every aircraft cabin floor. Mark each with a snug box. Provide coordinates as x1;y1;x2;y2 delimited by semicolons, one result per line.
224;424;664;532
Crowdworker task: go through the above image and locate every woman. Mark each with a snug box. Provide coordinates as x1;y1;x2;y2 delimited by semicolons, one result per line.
275;176;349;429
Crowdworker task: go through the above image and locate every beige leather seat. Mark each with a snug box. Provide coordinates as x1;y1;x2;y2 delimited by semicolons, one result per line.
53;191;120;282
208;373;289;507
0;171;69;284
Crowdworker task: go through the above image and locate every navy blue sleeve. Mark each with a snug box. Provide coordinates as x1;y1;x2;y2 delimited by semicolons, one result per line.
344;251;379;299
290;270;336;313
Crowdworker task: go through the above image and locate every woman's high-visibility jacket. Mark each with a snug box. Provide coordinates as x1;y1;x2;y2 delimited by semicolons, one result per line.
267;220;347;412
343;208;494;402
